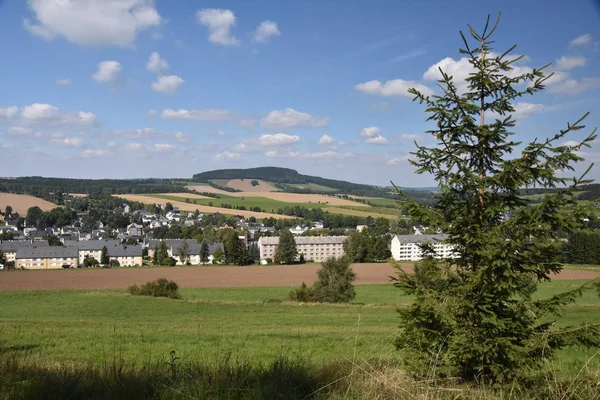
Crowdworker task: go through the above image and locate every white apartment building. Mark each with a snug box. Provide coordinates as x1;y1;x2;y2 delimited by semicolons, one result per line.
391;234;458;261
258;236;347;262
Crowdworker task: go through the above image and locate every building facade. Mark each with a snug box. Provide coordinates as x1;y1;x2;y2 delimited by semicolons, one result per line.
391;234;458;261
258;236;347;262
15;247;78;269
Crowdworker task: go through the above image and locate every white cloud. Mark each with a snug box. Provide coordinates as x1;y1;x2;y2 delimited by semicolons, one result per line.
152;75;184;94
21;103;97;125
545;70;569;86
23;0;161;47
174;132;189;142
512;102;545;119
8;126;34;135
161;108;230;121
83;149;109;157
252;20;280;43
239;118;255;128
125;143;142;150
53;137;83;147
196;8;239;46
366;135;389;145
355;79;434;97
265;150;300;158
556;56;587;70
147;52;168;75
107;141;116;148
149;143;175;152
214;151;240;160
261;108;329;130
570;34;592;47
303;151;350;159
360;127;380;138
0;106;19;119
92;60;121;83
56;78;70;85
548;77;600;95
319;135;334;145
108;128;157;139
259;133;300;146
147;109;157;117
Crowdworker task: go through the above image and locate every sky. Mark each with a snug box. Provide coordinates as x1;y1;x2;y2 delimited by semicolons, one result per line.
1;0;600;187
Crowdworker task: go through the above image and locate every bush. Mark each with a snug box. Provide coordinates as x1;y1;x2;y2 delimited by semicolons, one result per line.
313;257;356;303
288;282;315;302
128;278;181;299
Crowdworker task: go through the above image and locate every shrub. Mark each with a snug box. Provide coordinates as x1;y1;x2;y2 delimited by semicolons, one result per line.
288;282;315;302
128;278;181;299
313;257;356;303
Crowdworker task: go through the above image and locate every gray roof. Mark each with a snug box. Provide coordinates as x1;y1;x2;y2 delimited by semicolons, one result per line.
392;234;449;244
147;239;185;249
108;245;143;257
258;236;348;245
170;242;224;255
16;246;78;259
64;240;121;250
0;240;49;252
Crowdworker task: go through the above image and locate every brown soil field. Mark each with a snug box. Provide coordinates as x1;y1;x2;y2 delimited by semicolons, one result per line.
0;263;596;292
0;193;56;214
325;206;395;219
186;186;368;207
117;194;292;220
226;179;278;192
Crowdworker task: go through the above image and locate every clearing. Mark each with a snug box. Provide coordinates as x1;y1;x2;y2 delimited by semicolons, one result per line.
226;179;278;192
0;193;56;214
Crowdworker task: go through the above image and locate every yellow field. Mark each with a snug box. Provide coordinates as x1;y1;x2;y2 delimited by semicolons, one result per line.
117;194;292;219
324;207;397;219
0;193;56;214
225;179;277;192
154;192;211;199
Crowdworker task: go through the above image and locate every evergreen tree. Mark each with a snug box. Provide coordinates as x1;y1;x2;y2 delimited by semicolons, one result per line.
394;14;600;384
277;230;297;264
224;232;245;265
100;246;109;265
152;246;158;265
156;240;174;266
200;240;209;263
212;247;224;264
4;205;12;216
46;234;63;247
313;257;356;303
178;240;190;265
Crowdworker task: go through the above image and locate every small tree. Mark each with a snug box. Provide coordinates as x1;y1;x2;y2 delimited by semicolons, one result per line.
46;234;62;247
156;240;174;266
178;240;190;265
4;205;12;216
83;257;99;268
394;14;600;384
108;259;120;268
212;247;224;264
200;240;209;263
313;257;356;303
100;246;109;265
277;230;297;264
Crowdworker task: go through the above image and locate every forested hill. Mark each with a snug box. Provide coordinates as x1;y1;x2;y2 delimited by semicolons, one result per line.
192;167;435;201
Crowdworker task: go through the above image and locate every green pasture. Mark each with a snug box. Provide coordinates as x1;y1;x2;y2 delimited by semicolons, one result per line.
286;183;338;192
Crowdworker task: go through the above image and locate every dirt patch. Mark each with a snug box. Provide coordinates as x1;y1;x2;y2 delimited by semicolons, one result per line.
187;185;232;195
226;179;278;192
117;194;292;220
0;193;56;215
1;263;594;292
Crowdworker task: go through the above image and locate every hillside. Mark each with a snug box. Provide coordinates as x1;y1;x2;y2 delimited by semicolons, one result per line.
192;167;436;202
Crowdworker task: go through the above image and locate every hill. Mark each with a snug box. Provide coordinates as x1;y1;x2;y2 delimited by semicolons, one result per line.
192;167;436;202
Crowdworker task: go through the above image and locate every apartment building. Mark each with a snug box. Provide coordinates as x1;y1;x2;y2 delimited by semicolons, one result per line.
64;239;121;264
109;245;143;266
15;246;78;269
258;236;347;262
391;234;458;261
146;239;224;265
0;240;49;262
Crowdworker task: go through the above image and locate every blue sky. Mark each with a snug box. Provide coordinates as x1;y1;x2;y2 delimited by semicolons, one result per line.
1;0;599;186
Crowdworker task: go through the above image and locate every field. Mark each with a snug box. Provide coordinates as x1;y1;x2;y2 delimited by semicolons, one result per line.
225;179;278;192
287;183;338;192
116;194;292;219
0;193;56;214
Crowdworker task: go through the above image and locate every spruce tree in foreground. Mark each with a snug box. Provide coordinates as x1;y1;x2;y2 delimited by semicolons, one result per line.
277;230;297;264
313;257;356;303
394;14;600;384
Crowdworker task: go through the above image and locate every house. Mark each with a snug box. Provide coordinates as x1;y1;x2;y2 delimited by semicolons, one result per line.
64;239;121;264
0;240;50;263
79;231;92;241
0;225;18;234
390;234;458;261
170;241;225;265
126;223;143;237
16;246;78;269
149;220;163;229
356;225;368;232
258;236;347;263
61;226;80;235
312;220;324;230
165;211;180;221
289;225;309;235
122;205;131;214
108;245;143;266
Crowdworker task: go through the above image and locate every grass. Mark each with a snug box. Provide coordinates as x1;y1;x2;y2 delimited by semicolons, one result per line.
324;207;399;219
337;206;405;217
562;264;600;271
287;183;339;192
0;281;599;398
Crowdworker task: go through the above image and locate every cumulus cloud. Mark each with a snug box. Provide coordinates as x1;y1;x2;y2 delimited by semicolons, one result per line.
21;103;97;125
147;109;157;117
548;77;600;95
107;128;157;139
354;79;434;97
366;135;389;145
56;78;70;85
83;149;109;157
149;143;175;152
53;137;83;147
23;0;161;47
556;56;587;70
265;150;300;158
214;151;240;160
196;8;239;46
570;33;592;47
239;118;255;128
0;106;19;119
147;52;168;75
261;108;329;130
92;60;121;83
258;133;300;146
8;126;34;135
161;108;230;121
152;75;184;94
319;135;334;145
359;127;380;138
252;20;280;43
174;132;189;142
303;151;350;159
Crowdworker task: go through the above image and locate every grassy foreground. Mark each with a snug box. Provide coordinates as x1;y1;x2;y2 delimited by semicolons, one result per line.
0;282;599;399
